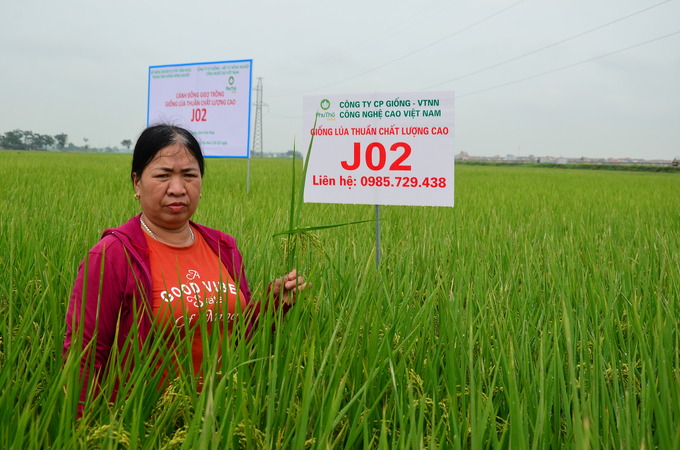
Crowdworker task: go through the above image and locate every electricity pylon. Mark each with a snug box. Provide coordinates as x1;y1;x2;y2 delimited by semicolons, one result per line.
252;77;267;157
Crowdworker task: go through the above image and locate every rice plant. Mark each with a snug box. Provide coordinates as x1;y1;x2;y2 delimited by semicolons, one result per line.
0;151;679;448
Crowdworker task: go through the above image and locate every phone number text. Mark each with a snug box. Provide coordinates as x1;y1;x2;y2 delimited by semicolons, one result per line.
312;175;447;189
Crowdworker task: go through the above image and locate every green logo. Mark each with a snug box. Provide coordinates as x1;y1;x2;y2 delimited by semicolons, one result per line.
320;99;331;110
228;76;235;85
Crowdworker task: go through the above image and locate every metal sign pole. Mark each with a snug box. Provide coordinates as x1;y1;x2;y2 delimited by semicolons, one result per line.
246;152;250;195
247;154;251;194
375;204;381;269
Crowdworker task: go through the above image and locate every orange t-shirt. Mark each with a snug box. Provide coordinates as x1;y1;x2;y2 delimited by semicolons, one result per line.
144;226;247;386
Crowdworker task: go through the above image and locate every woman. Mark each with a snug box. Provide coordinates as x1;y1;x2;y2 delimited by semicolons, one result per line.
63;124;308;416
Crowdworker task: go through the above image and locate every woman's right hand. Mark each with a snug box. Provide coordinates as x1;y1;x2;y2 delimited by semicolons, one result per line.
272;269;311;305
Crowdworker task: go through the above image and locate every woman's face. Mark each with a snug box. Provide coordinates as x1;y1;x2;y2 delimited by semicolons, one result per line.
133;144;202;230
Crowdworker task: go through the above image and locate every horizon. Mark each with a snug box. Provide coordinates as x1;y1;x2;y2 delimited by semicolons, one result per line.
1;0;678;160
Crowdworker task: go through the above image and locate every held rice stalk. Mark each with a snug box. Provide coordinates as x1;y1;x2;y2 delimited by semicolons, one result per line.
275;113;381;272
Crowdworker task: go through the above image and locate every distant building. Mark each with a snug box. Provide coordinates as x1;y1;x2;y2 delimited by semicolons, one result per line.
451;152;675;166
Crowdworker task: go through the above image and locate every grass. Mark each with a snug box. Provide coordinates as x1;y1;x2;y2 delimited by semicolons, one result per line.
1;151;679;448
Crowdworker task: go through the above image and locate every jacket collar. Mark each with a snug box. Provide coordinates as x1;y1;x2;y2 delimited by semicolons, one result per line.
192;222;234;249
101;214;150;259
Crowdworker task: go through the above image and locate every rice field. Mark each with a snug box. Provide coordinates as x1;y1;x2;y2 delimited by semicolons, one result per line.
1;151;679;449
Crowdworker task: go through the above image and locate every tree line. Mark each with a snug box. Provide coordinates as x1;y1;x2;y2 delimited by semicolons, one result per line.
1;130;134;152
1;129;68;150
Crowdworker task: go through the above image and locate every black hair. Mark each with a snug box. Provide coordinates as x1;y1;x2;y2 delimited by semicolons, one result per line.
131;124;204;184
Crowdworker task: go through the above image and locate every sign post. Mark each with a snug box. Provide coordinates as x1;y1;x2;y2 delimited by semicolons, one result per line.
375;204;381;269
303;91;454;267
147;59;253;161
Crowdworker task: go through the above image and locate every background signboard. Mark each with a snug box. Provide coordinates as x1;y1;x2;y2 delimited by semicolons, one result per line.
147;59;253;158
303;91;454;207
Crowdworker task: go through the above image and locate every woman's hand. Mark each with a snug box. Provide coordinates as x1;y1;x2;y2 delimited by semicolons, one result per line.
273;269;310;305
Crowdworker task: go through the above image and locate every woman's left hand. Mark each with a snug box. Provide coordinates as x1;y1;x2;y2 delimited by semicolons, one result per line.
273;269;310;305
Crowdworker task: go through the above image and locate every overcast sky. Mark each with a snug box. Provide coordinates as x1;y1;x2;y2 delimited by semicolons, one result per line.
1;0;679;160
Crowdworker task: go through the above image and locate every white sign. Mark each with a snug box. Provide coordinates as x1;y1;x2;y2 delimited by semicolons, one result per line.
303;92;454;207
147;60;253;158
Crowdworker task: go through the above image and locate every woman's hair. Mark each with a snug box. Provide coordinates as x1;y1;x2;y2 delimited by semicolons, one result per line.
131;124;204;183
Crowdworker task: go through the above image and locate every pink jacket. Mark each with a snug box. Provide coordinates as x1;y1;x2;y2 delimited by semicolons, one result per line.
63;214;286;415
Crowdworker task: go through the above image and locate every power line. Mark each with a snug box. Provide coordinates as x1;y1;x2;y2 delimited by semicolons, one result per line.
284;0;464;78
267;30;680;118
456;29;680;98
270;0;527;98
422;0;673;90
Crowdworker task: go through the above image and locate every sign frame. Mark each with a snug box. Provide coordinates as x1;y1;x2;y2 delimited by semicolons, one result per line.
303;91;455;207
147;59;253;159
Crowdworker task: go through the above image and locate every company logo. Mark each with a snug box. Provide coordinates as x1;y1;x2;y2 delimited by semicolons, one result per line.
320;99;331;110
186;269;200;280
228;76;235;85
